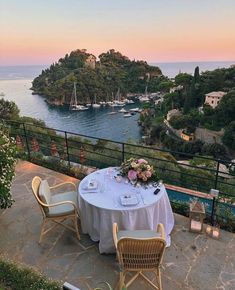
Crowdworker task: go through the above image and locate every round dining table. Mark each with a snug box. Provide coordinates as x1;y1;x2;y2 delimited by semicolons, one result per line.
78;167;174;254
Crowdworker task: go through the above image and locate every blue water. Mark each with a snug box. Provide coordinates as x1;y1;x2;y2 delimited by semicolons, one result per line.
0;61;234;142
167;189;235;215
152;60;235;78
0;76;142;143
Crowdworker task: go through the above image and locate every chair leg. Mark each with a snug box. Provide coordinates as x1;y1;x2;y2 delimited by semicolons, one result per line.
74;215;80;240
39;219;46;243
119;271;125;290
157;268;162;290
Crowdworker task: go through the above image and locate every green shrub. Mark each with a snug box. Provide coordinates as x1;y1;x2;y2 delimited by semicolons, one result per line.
0;126;17;209
0;258;61;290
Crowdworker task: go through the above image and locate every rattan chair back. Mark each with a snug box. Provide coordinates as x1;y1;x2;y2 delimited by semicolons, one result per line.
117;237;166;271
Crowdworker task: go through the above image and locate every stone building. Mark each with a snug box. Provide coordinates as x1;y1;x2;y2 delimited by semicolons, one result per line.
204;91;226;109
85;54;96;69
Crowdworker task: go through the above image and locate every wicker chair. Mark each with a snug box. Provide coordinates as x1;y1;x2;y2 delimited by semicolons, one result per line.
113;223;166;290
32;176;80;243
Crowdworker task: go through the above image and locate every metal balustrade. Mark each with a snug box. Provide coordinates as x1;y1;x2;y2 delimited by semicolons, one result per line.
2;119;235;231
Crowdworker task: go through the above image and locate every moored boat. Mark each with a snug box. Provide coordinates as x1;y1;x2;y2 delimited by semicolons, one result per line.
119;108;127;113
123;112;132;118
70;83;88;111
130;107;139;112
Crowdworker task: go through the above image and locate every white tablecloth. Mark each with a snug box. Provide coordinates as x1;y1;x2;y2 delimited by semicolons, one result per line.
78;168;174;253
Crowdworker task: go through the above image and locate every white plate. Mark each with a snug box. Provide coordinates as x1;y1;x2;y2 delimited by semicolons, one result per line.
120;194;139;206
82;179;99;191
88;179;98;189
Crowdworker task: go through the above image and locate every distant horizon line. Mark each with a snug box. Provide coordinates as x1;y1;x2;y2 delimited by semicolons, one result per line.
1;59;235;67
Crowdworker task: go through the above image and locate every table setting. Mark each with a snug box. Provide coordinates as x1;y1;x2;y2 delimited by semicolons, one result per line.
78;158;174;253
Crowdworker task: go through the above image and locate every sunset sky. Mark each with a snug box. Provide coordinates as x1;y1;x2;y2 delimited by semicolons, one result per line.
1;0;235;65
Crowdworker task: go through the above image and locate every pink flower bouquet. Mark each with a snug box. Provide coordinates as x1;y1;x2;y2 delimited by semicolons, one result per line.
120;158;154;183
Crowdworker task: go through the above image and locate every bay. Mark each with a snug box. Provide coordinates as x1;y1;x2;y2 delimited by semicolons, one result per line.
0;61;234;143
0;78;142;143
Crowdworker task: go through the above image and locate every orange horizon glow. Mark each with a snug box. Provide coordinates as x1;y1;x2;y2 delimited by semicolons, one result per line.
1;0;235;65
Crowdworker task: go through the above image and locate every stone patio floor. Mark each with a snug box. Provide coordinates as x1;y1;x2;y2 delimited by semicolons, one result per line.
0;160;235;290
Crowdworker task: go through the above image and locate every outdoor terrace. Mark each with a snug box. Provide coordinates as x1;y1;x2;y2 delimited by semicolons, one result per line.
0;160;234;290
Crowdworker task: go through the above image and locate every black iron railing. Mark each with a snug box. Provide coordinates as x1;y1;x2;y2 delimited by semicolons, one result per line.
3;119;235;231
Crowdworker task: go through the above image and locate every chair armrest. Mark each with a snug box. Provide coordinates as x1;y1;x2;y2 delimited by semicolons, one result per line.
157;223;166;241
113;223;118;249
50;182;77;191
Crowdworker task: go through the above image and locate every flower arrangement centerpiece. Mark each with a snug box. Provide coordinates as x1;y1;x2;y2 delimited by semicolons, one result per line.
120;158;154;184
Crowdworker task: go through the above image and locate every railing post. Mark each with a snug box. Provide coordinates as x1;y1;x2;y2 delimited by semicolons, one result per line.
214;160;220;189
65;131;70;169
23;123;31;160
211;197;216;225
122;143;125;162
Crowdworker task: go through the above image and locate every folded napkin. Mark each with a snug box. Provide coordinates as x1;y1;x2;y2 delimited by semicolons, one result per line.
82;179;99;192
120;194;139;206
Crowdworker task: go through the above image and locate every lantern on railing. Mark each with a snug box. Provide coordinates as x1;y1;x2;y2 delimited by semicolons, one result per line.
31;137;39;152
16;135;24;150
189;199;205;233
79;146;85;164
51;140;59;157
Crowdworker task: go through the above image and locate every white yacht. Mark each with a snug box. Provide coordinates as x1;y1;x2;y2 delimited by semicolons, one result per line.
119;108;127;113
123;112;132;118
123;98;135;104
130;107;140;112
139;96;150;102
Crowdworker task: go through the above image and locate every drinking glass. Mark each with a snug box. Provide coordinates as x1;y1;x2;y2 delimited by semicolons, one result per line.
130;178;137;186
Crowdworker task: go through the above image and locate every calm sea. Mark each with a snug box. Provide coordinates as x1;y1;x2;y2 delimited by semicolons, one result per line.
0;61;234;142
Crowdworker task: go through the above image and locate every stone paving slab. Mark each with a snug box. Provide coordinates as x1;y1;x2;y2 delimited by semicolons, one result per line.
0;160;234;290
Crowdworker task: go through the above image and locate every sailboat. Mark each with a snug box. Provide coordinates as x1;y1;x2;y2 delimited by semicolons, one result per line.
92;95;101;108
139;85;150;102
111;88;125;107
70;82;88;111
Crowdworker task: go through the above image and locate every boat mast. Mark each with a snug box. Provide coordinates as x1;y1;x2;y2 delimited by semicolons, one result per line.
74;82;78;106
145;85;148;97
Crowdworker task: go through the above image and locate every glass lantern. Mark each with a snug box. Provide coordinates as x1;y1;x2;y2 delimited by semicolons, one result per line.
189;200;205;233
206;224;220;239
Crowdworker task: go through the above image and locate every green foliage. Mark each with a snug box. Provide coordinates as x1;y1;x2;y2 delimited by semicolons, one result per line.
201;143;227;159
169;115;190;129
170;199;189;216
157;81;173;92
175;73;193;86
0;126;17;209
0;98;20;120
222;121;235;150
32;49;163;104
0;258;61;290
189;156;216;168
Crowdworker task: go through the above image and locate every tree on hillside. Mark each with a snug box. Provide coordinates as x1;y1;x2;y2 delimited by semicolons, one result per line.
222;121;235;150
175;73;193;86
0;98;20;120
216;90;235;127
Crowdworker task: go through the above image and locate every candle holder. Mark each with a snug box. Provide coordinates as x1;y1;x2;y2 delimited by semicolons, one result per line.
206;224;220;239
189;200;205;233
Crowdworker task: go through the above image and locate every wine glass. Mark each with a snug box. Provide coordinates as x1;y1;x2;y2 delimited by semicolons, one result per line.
130;178;137;186
107;167;113;179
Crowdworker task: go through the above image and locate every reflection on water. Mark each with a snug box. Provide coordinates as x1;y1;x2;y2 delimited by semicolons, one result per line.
0;79;142;143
